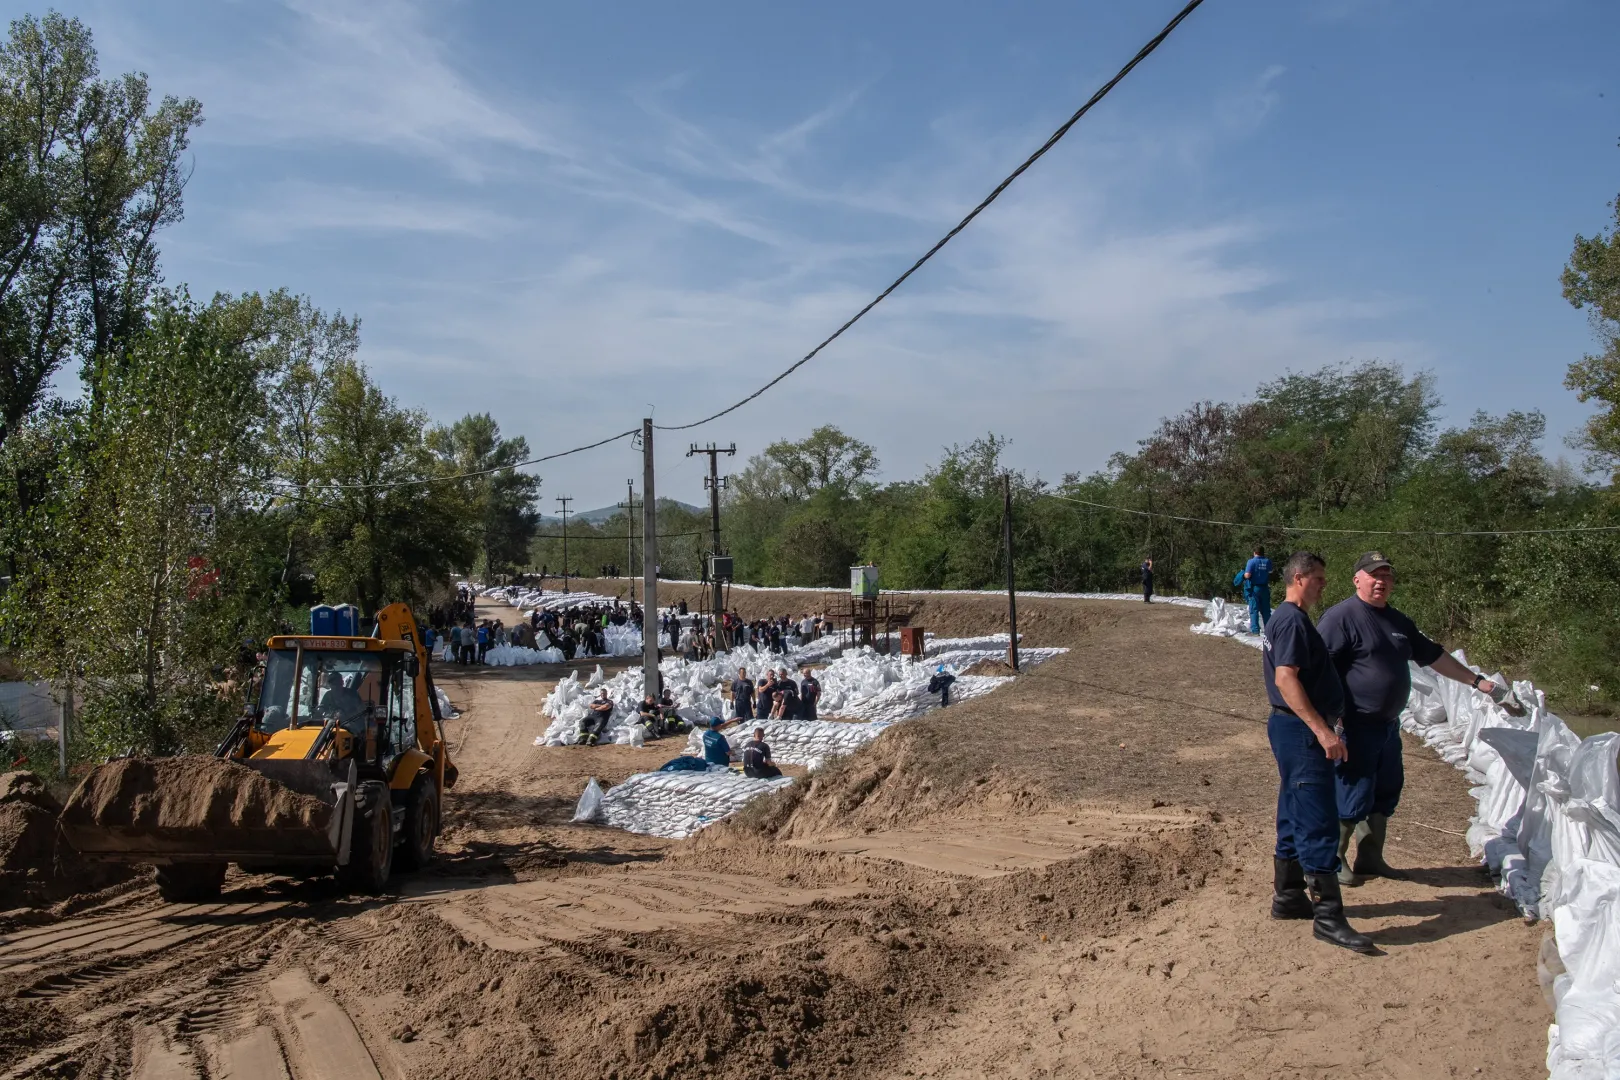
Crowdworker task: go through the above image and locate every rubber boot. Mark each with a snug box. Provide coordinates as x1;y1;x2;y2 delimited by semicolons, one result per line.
1337;822;1363;887
1270;857;1312;920
1350;813;1411;881
1306;873;1378;954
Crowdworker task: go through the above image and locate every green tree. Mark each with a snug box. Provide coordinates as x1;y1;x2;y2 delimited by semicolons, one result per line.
306;360;475;614
0;12;201;446
428;413;540;580
3;291;283;755
1562;189;1620;482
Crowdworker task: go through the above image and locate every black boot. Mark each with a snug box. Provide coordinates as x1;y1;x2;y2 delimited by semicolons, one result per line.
1306;872;1378;954
1270;857;1312;920
1337;821;1362;887
1350;813;1411;881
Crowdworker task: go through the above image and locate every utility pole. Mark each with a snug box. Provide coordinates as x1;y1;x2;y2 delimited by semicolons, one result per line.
555;496;573;593
57;674;72;777
616;479;640;603
1003;473;1019;671
640;419;660;700
687;442;736;621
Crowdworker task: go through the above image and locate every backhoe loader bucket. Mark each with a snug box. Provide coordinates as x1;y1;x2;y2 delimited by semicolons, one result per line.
59;756;356;868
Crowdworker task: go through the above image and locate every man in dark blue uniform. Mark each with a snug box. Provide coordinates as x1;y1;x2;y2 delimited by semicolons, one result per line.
1141;557;1154;603
1263;551;1376;954
1319;551;1524;885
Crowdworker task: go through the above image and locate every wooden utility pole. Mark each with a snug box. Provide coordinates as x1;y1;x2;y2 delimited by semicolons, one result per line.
617;479;639;603
555;496;573;593
641;420;659;699
687;442;736;622
1003;472;1019;671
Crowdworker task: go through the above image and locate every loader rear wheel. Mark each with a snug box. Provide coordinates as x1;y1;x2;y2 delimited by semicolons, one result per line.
155;862;226;903
339;781;393;894
395;774;438;872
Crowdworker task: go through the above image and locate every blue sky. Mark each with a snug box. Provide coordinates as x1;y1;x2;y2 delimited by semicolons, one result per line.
17;0;1620;507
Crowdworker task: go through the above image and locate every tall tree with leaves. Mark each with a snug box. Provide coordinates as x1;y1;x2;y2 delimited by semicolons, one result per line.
428;413;540;580
307;360;474;614
0;12;201;446
1562;185;1620;483
5;292;283;754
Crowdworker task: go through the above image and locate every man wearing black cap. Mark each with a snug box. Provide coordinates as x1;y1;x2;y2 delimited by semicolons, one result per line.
1318;550;1524;886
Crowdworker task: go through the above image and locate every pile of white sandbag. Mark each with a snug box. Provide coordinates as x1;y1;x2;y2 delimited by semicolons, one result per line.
713;718;899;768
581;767;794;838
1398;661;1620;1079
535;636;1068;745
1189;597;1261;644
482;642;566;666
482;584;626;613
1189;604;1619;1079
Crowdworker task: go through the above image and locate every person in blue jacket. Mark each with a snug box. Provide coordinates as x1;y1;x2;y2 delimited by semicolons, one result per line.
1242;545;1273;633
699;717;734;768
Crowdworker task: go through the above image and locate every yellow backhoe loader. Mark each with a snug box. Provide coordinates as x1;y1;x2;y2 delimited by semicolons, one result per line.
60;603;457;901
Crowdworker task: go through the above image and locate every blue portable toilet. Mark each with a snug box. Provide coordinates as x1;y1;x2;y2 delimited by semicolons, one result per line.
310;605;336;635
333;604;361;637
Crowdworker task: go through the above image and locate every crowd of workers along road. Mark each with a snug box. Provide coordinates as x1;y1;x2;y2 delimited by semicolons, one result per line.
1261;548;1526;955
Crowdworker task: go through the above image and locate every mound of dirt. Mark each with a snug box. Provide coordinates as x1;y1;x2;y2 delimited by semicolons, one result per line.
0;996;69;1066
61;756;333;834
1;770;62;887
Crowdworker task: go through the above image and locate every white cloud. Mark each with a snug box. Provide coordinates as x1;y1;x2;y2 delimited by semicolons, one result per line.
231;181;516;240
102;1;1413;499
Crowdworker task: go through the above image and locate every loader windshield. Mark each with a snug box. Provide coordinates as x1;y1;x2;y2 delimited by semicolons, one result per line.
259;649;385;733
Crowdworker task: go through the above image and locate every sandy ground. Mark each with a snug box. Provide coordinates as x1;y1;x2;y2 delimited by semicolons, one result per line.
0;592;1546;1079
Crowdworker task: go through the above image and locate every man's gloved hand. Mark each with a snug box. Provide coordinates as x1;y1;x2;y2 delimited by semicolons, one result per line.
1488;680;1529;718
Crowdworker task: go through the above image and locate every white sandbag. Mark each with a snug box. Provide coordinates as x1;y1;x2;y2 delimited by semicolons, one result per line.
595;768;794;838
572;777;606;823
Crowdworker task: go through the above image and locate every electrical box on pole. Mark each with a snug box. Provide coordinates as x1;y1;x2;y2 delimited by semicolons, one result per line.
688;441;736;621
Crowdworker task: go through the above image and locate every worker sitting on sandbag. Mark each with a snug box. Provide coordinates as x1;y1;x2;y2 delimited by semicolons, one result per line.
742;728;781;778
578;689;614;746
636;694;662;740
658;689;691;737
700;717;734;767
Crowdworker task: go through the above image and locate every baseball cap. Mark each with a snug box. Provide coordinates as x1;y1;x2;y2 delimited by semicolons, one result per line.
1353;551;1395;575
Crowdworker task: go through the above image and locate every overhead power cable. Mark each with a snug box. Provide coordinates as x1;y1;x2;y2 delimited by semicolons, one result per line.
654;0;1207;433
265;427;641;494
530;530;706;541
1044;492;1620;538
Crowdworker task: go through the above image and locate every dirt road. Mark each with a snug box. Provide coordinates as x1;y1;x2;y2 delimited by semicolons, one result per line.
0;593;1545;1078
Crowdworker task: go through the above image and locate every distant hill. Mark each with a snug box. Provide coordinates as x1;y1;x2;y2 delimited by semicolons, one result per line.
541;498;703;525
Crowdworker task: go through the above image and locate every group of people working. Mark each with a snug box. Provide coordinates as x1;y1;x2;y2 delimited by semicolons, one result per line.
1262;549;1525;954
727;666;822;721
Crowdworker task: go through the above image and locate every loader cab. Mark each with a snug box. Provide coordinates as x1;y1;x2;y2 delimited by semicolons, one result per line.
250;637;427;783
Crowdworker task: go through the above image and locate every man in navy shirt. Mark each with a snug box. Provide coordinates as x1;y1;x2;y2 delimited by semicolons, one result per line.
1140;557;1154;603
1263;551;1376;954
1319;551;1523;885
1243;545;1273;634
729;667;754;720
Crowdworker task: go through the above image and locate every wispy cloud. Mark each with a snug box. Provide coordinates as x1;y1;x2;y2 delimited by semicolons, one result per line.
109;0;1410;493
231;181;516;240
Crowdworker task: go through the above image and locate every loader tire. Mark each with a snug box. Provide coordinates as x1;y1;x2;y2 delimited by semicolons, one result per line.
340;781;394;894
395;774;439;872
155;862;226;903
